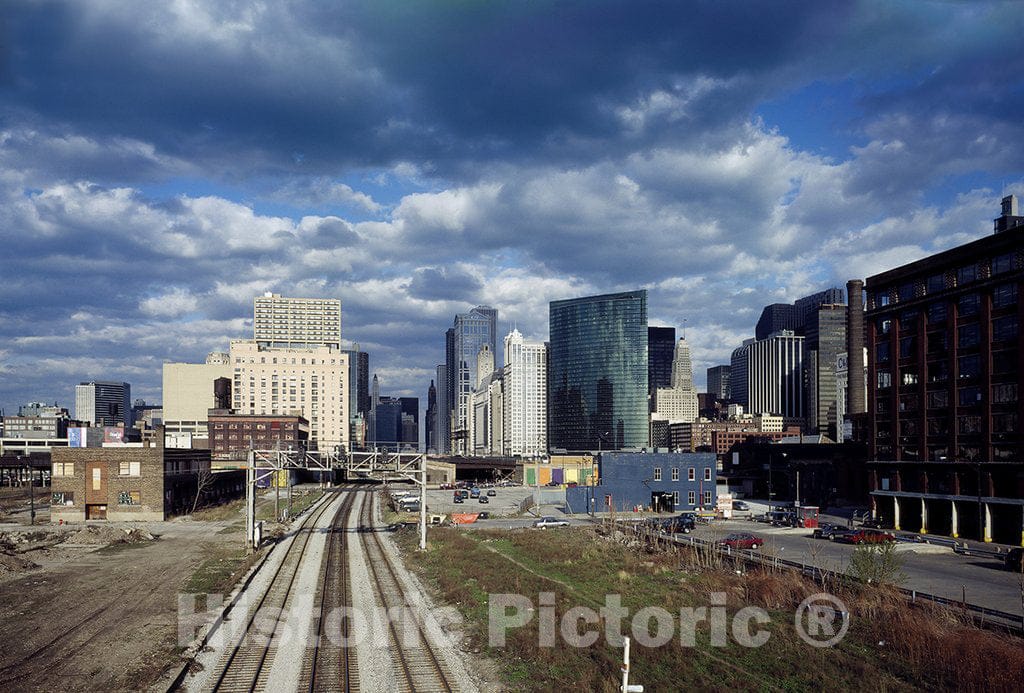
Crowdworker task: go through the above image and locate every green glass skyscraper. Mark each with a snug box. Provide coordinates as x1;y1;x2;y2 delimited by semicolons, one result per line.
548;290;648;451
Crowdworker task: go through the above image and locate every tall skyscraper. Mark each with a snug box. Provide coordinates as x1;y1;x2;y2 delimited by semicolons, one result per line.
75;381;131;427
803;303;847;437
755;303;797;340
648;326;676;411
730;331;804;421
434;364;449;454
548;290;648;451
343;348;369;449
399;396;419;450
502;328;548;458
707;365;731;400
425;380;436;453
444;305;498;455
653;337;699;423
253;293;342;349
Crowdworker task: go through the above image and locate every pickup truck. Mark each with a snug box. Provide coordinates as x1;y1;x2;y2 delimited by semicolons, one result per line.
533;516;570;528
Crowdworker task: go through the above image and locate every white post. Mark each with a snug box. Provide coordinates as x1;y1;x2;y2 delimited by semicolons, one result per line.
795;469;800;507
420;453;427;550
621;635;630;693
245;451;255;554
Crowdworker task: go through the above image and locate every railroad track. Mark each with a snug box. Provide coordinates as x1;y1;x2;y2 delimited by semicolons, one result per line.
305;489;359;692
209;489;341;692
358;490;454;693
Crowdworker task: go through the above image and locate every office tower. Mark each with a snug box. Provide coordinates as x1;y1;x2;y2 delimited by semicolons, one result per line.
755;304;796;341
846;279;867;415
425;380;436;453
865;195;1024;543
445;306;498;455
548;290;648;451
372;398;402;450
399;397;419;449
229;340;348;451
75;381;131;428
803;303;847;437
707;365;731;400
254;293;342;349
434;365;449;454
794;287;845;330
730;331;804;421
342;348;369;449
654;337;699;423
502;328;548;458
648;326;676;411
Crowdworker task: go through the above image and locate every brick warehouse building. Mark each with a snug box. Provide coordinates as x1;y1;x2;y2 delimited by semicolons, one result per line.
50;440;238;522
207;411;309;463
864;196;1024;544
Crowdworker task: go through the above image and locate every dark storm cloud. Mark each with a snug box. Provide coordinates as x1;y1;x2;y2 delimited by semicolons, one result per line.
406;267;483;302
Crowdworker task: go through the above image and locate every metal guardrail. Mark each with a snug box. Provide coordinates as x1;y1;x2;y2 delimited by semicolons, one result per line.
616;519;1024;635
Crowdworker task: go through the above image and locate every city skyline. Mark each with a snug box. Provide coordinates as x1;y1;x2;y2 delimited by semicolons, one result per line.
3;2;1024;411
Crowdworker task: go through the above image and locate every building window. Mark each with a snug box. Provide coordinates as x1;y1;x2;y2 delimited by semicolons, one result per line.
653;467;662;481
688;490;696;506
992;252;1014;275
877;371;892;389
957;324;980;349
993;413;1018;433
117;491;141;505
927;331;948;355
688;467;695;481
51;491;74;506
118;461;142;477
898;283;914;302
878;293;890;307
671;467;679;481
876;342;890;363
878;318;892;335
928;361;949;383
52;462;74;477
703;491;712;506
927;301;948;324
957;416;982;434
900;369;918;386
899;336;916;359
958;387;983;406
957;355;981;380
926;274;946;293
992;382;1018;404
958;294;980;317
993;283;1018;309
703;467;711;481
673;491;679;506
993;315;1018;342
957;265;978;286
993;350;1018;374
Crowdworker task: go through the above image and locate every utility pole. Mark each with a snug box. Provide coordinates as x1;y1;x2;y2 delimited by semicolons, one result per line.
620;636;643;692
419;452;427;550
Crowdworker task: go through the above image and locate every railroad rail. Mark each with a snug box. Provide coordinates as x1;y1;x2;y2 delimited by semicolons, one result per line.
358;490;454;693
208;490;340;692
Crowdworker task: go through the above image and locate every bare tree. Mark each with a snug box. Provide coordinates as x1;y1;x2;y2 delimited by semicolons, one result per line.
191;468;215;514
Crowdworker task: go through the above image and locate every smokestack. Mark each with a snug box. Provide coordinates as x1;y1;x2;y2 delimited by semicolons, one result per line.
846;279;866;415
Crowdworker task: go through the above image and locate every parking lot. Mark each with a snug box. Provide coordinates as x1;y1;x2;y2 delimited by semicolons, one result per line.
392;484;537;518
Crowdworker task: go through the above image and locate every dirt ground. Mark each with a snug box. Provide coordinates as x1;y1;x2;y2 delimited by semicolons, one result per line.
0;510;249;690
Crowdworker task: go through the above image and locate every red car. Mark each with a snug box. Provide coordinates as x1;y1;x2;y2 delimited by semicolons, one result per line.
835;529;896;545
719;532;764;550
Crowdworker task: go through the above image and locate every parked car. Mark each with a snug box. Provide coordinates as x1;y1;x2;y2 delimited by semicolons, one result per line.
478;495;489;504
732;500;750;512
533;516;570;528
470;487;481;498
487;489;496;496
835;529;896;545
545;481;560;487
720;533;764;550
812;522;846;539
1004;548;1023;572
670;514;697;533
453;495;464;504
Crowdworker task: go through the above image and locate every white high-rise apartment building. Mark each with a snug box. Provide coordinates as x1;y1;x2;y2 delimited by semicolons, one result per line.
654;337;699;423
254;293;342;349
229;340;349;451
502;329;547;458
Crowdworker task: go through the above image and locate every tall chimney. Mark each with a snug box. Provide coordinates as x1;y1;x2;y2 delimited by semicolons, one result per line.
846;279;866;415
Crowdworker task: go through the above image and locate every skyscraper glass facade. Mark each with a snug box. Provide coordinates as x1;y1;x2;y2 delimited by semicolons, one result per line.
548;290;648;451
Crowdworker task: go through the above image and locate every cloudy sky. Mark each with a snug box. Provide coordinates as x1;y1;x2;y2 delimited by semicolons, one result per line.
2;1;1023;415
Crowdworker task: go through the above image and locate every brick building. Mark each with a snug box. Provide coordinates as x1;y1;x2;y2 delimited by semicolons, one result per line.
50;442;221;522
864;195;1024;544
207;411;309;462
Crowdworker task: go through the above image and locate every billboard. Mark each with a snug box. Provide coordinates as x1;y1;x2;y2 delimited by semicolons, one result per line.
68;427;86;448
103;426;125;444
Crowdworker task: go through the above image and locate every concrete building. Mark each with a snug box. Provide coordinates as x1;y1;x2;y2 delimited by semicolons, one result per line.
864;195;1024;544
803;303;847;438
254;293;342;349
565;452;718;514
75;381;131;428
50;442;219;521
502;328;548;458
730;331;804;422
707;365;731;400
444;306;498;455
425;380;437;454
648;326;676;411
162;355;233;443
229;340;349;452
548;290;648;451
434;365;449;454
653;337;699;423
